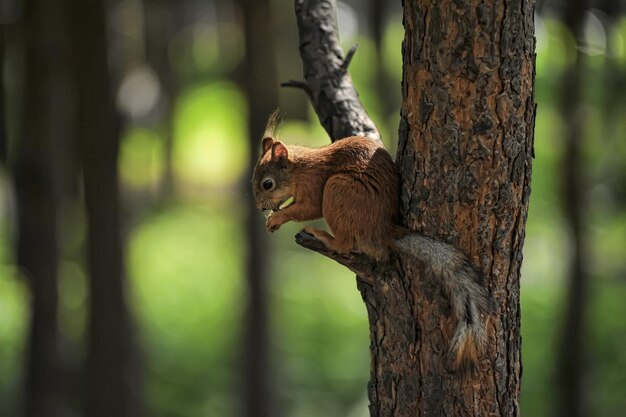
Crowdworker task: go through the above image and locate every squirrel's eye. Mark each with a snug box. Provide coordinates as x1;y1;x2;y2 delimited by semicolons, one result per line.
262;178;274;191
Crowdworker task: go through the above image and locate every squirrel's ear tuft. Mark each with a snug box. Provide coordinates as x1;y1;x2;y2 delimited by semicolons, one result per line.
264;108;282;138
261;137;274;155
271;141;288;162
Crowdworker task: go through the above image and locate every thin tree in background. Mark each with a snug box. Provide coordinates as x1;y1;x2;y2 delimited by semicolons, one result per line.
557;0;590;416
271;1;309;121
144;0;179;201
13;0;72;415
599;0;626;207
69;1;139;416
0;25;6;165
287;0;535;415
240;0;279;415
368;0;398;136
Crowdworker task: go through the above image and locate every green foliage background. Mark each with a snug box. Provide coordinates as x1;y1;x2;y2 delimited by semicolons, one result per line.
1;12;626;417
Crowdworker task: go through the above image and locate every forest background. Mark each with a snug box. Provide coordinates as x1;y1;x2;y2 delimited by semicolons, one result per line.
0;0;625;416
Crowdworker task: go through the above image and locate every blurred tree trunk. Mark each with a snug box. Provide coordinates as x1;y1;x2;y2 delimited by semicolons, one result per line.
368;0;397;138
291;0;535;415
13;0;73;415
144;0;179;201
599;0;626;203
240;0;278;415
271;5;308;121
69;1;138;416
0;26;6;165
557;1;589;417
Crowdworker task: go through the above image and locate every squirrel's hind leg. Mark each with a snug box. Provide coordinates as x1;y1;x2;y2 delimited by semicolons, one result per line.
302;226;353;255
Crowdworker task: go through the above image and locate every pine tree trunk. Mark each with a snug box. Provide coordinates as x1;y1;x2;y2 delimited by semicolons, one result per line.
366;0;535;414
290;0;535;415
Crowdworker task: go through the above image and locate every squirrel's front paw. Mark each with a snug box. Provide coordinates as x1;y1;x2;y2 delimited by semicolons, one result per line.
265;212;284;233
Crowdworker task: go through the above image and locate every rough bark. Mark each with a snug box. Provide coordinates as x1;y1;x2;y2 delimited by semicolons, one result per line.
290;0;535;416
387;0;534;414
69;2;138;416
556;1;589;416
241;0;279;415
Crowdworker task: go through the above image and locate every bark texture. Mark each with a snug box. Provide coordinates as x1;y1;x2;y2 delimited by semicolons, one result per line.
291;0;535;416
388;1;534;415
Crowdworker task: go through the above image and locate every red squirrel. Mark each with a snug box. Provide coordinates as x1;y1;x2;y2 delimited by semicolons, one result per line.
252;121;488;369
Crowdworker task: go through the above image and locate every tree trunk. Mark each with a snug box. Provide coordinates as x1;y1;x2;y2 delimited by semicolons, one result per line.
380;0;534;414
289;0;535;416
69;2;138;416
240;0;279;415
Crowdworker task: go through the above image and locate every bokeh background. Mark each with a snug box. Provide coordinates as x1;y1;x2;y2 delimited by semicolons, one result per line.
1;0;625;416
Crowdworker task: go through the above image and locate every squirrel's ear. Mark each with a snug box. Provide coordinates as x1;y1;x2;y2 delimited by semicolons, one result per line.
261;137;274;155
271;141;288;162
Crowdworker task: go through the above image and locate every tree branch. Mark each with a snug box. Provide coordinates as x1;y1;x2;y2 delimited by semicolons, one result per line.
280;79;312;97
294;230;375;283
290;0;380;142
340;44;358;72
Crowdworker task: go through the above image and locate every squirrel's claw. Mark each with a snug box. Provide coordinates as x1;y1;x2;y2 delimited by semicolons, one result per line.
265;212;283;233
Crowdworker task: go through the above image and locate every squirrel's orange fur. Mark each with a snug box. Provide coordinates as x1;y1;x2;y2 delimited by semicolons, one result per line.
254;136;401;261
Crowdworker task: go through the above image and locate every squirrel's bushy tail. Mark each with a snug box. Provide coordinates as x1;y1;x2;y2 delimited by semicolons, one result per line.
393;232;488;369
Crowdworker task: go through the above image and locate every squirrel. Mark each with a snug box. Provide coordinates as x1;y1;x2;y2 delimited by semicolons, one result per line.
252;118;488;370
